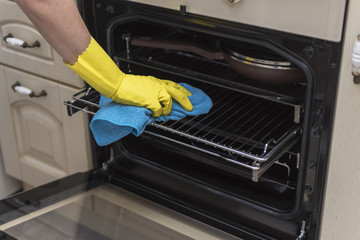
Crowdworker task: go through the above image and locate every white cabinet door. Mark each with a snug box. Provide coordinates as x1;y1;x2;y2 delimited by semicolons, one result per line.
0;66;91;187
0;66;21;179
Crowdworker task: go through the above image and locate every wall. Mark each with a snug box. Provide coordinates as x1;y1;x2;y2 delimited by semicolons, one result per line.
320;0;360;239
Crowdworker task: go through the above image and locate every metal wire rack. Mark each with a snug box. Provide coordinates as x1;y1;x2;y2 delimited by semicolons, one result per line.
64;83;301;182
115;47;306;106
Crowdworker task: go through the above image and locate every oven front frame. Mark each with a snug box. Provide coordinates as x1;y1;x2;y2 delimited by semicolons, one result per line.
77;0;345;239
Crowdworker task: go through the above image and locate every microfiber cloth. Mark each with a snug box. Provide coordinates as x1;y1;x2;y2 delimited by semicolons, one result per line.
90;83;213;146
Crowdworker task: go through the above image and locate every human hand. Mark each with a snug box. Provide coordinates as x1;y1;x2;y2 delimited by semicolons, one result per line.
65;37;193;116
112;74;193;117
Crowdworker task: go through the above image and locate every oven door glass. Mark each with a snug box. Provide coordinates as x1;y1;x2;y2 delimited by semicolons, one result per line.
0;172;239;240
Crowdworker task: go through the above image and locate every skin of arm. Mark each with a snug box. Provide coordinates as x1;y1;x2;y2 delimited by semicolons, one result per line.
14;0;91;65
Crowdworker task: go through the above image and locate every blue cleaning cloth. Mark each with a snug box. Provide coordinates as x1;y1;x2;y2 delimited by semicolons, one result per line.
90;83;213;146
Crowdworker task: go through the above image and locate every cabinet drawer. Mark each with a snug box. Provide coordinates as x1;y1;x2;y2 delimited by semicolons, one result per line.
0;0;83;88
4;67;62;121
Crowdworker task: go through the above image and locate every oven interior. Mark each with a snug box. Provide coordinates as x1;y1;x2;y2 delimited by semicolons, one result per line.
66;18;308;216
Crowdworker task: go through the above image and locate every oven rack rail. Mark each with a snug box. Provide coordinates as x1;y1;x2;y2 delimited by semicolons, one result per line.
64;87;301;182
114;47;306;107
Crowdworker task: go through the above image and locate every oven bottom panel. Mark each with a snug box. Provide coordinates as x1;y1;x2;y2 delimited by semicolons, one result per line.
117;133;299;211
108;150;302;240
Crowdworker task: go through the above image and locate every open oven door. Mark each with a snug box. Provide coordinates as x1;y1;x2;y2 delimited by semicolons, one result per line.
0;170;242;240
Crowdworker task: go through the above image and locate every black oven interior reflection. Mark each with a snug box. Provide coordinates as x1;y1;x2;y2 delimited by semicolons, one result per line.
65;0;343;239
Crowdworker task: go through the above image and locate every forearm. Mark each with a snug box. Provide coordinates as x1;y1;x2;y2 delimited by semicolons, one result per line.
14;0;193;116
14;0;91;65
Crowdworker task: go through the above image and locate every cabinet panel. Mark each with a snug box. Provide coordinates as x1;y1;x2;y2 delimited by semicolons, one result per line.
2;23;53;60
128;0;346;42
0;66;90;187
5;67;67;186
0;0;88;188
59;85;92;175
0;0;83;88
0;66;21;179
12;102;67;171
5;67;62;120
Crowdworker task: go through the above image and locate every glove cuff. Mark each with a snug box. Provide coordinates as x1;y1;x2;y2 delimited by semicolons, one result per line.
64;37;123;98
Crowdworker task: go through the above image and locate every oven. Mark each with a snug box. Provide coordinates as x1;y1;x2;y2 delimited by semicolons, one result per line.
0;0;349;239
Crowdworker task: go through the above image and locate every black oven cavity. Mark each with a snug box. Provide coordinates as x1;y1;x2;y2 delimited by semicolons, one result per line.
66;1;343;239
110;19;304;204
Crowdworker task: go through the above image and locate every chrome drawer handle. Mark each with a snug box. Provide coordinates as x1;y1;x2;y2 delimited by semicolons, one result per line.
11;82;47;98
3;33;41;48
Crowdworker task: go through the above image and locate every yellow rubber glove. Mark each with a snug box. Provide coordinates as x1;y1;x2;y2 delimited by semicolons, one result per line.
65;37;193;117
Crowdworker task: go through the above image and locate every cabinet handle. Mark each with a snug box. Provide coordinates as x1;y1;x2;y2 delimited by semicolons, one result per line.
11;82;47;98
353;34;360;84
3;33;41;48
228;0;241;3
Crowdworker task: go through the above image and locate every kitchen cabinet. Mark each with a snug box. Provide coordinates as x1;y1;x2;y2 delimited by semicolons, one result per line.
0;0;83;88
0;67;91;188
0;0;91;188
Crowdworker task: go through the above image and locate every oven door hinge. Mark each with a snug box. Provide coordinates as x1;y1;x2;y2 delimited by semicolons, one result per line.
296;220;307;240
92;148;116;177
101;147;116;173
101;159;114;173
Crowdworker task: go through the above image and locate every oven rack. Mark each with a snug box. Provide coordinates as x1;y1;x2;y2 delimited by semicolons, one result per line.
64;86;301;182
114;47;306;106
